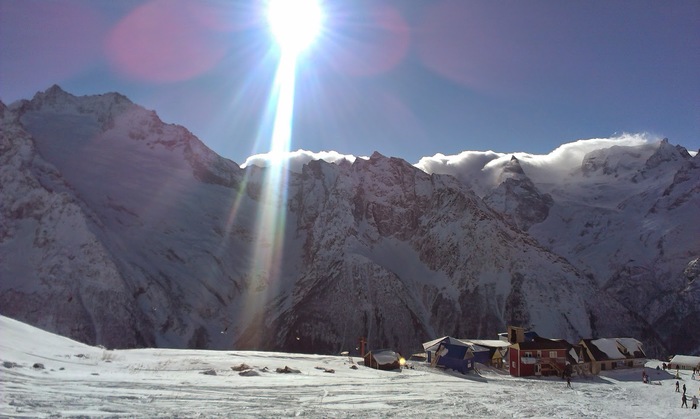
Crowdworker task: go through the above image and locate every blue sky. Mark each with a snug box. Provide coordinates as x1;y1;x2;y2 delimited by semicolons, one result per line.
1;0;698;165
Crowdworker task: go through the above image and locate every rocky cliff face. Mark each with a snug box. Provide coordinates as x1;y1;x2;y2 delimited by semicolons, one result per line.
483;156;553;231
1;87;697;357
0;94;151;348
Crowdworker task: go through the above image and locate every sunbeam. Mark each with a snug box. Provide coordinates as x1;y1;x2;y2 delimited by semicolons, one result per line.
236;1;324;347
248;51;295;293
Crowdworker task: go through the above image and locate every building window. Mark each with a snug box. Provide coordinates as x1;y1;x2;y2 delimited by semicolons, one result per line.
524;352;532;358
549;351;557;358
512;361;516;368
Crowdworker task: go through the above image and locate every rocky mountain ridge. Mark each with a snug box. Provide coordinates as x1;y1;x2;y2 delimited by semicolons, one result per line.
1;86;698;357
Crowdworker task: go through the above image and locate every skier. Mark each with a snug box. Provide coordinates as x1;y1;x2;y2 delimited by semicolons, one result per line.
692;395;698;409
566;376;572;389
683;383;686;394
681;393;688;408
675;381;680;392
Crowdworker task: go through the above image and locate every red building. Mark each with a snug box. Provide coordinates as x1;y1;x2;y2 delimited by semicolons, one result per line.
509;339;569;377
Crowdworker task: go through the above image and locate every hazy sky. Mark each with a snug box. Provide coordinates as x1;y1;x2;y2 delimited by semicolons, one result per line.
1;0;698;165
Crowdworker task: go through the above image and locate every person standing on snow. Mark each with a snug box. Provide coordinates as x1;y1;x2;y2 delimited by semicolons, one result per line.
675;381;680;392
681;393;688;408
566;376;572;389
691;395;698;409
683;383;686;394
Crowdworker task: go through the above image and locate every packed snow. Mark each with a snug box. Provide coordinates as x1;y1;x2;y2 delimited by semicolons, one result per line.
2;316;700;418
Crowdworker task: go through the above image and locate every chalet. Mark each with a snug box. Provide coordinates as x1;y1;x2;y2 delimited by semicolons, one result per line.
364;349;402;371
578;338;646;374
509;337;569;377
462;339;511;369
422;336;490;374
668;355;700;371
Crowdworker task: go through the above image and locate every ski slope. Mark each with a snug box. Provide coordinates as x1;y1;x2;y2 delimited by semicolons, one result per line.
1;315;698;418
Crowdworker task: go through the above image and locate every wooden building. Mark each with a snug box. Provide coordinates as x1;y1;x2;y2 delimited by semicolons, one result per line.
463;339;511;369
363;349;402;371
578;338;646;374
668;355;700;371
509;338;569;377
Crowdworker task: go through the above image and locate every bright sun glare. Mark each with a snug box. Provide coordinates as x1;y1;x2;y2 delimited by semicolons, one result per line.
266;0;323;54
238;1;325;338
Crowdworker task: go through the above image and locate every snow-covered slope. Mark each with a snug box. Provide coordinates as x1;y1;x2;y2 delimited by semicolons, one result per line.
421;139;700;356
1;315;696;418
1;86;697;358
525;142;699;355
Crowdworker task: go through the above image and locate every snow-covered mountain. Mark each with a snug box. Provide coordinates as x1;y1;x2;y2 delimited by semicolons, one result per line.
419;138;700;356
1;86;698;357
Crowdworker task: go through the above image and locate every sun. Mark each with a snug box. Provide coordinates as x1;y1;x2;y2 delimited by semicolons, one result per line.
266;0;323;54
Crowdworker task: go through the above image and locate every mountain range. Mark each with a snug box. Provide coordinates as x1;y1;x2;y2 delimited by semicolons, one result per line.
1;86;698;357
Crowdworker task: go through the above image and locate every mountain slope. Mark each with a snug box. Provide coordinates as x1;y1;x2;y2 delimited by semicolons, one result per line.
0;93;149;348
421;139;700;355
1;86;696;357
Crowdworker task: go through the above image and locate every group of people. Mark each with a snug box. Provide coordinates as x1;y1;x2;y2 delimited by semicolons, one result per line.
675;379;699;409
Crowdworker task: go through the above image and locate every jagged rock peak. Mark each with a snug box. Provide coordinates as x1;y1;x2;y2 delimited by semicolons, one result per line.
369;151;386;160
21;86;144;132
43;84;68;97
16;86;136;130
644;139;691;169
495;155;528;185
38;84;131;104
360;152;422;180
503;155;525;175
28;84;73;108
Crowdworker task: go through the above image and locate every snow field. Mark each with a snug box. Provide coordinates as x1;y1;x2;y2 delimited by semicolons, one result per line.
2;315;699;418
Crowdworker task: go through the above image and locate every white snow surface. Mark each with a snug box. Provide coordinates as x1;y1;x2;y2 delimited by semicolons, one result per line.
592;338;628;360
589;338;646;360
2;315;700;418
